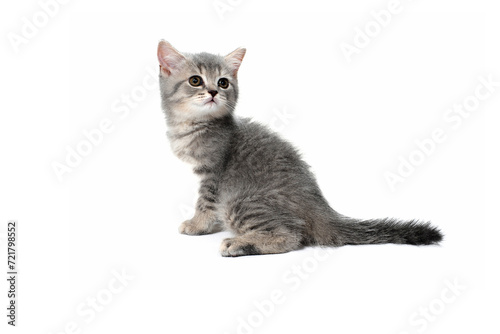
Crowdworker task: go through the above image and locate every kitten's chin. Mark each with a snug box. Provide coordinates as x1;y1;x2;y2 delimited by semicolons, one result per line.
192;102;230;118
167;101;231;122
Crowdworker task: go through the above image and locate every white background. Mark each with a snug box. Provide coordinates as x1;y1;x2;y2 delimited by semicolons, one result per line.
1;1;499;334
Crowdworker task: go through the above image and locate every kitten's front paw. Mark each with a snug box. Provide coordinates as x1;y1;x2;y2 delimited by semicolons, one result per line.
220;238;261;257
178;220;204;235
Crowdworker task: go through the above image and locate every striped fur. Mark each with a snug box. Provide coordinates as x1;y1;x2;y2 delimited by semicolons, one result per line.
157;41;443;257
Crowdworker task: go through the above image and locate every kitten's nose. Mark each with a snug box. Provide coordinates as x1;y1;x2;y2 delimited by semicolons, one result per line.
208;90;218;97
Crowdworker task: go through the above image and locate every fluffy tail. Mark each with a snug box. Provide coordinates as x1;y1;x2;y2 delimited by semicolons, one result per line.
333;217;443;246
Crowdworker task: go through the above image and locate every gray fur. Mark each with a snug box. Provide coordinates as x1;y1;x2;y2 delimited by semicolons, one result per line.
157;41;443;257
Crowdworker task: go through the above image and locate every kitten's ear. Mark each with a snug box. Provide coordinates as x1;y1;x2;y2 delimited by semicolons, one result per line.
225;47;246;78
157;40;186;76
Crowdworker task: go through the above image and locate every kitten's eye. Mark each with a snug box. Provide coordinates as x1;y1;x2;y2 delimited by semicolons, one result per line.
189;76;203;87
218;78;229;89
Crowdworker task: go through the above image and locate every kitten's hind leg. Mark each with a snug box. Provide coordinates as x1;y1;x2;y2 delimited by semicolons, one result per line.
220;199;307;256
220;228;303;257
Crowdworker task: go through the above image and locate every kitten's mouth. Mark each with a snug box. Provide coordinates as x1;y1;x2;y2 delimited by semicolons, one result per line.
204;98;217;106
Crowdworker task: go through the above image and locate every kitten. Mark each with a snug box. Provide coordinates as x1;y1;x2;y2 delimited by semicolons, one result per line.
157;40;443;257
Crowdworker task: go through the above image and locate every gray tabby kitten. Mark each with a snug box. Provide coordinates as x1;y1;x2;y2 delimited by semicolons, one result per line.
157;40;443;257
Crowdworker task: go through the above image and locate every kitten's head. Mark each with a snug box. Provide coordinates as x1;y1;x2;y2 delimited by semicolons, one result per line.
157;40;245;122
